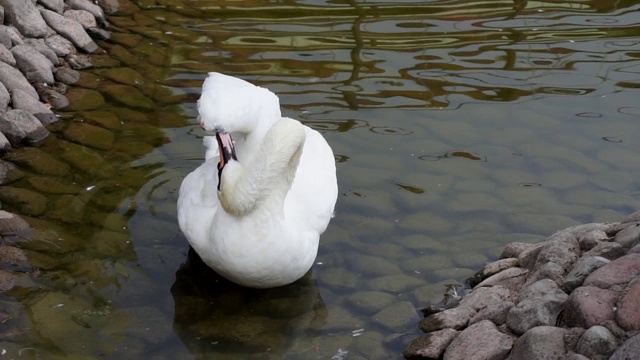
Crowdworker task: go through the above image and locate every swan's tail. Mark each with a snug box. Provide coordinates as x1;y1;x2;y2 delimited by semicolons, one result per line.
203;136;219;162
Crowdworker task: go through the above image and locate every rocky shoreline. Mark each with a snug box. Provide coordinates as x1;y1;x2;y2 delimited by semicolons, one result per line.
0;0;118;150
403;211;640;360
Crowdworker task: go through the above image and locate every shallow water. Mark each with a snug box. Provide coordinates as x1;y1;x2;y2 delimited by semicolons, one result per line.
2;0;640;358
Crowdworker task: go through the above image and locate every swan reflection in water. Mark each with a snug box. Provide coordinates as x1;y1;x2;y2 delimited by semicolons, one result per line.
171;248;327;358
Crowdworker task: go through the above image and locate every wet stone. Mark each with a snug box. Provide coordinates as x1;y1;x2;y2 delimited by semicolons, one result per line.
48;194;86;223
0;186;48;216
81;110;122;130
400;234;447;252
470;257;519;286
103;67;145;88
4;147;70;176
346;291;397;314
54;66;81;84
0;210;30;235
477;267;528;294
317;267;359;290
60;140;114;177
0;159;25;185
419;306;477;332
5;109;50;143
0;112;26;146
367;274;426;293
63;88;105;111
101;84;155;110
63;122;115;150
0;269;16;292
373;300;420;332
0;245;29;271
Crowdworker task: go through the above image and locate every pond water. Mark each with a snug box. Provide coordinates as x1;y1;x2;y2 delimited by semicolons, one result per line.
2;0;640;358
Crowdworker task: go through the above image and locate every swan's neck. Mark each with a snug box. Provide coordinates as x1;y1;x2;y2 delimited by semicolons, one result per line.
218;118;305;217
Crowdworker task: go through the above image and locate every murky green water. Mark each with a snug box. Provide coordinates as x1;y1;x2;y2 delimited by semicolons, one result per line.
2;0;640;358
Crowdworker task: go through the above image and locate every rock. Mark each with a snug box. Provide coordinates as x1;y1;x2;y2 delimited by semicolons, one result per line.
54;67;81;84
4;109;49;144
86;27;110;41
614;223;640;250
506;279;568;335
476;267;528;294
11;89;57;125
69;0;107;25
64;9;97;29
11;44;53;84
96;0;119;14
0;112;26;146
459;285;513;311
500;242;538;259
40;9;99;53
0;25;23;47
0;43;15;66
0;81;9;110
24;39;59;66
419;306;477;332
562;286;618;328
0;186;48;216
518;242;545;270
63;122;115;150
373;301;420;332
4;147;70;176
534;230;581;273
507;326;567;360
575;325;618;358
610;332;640;360
469;258;519;286
616;279;640;331
402;328;458;360
0;210;30;235
0;133;10;151
38;87;69;110
621;210;640;223
346;291;397;314
443;320;513;360
39;0;65;14
0;269;16;292
0;245;29;271
101;84;155;110
562;256;610;292
582;241;625;260
469;300;514;326
0;61;39;99
63;88;105;111
45;34;77;57
0;0;48;37
525;261;565;286
584;253;640;291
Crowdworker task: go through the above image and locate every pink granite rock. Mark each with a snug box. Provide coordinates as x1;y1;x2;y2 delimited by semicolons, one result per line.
584;253;640;291
616;280;640;331
443;320;513;360
563;286;619;328
402;328;459;360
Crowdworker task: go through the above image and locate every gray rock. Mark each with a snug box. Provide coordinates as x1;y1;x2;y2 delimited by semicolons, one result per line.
0;210;30;235
577;229;608;250
0;59;38;99
500;242;538;259
0;25;23;48
11;44;54;84
584;253;640;291
24;39;59;66
0;0;48;37
40;9;99;53
374;301;421;332
0;132;10;151
506;279;568;335
621;210;640;223
0;81;9;110
534;229;581;273
459;285;513;311
38;88;69;110
575;325;618;358
582;241;625;260
614;223;640;250
470;258;519;286
562;256;610;292
64;9;97;29
86;27;110;41
610;332;640;360
4;109;49;143
44;34;76;57
443;320;513;360
469;300;514;326
419;306;477;332
0;112;26;146
95;0;119;15
11;89;57;125
476;267;528;294
507;326;567;360
403;328;459;360
562;286;618;328
39;0;65;14
0;43;15;66
630;243;640;254
53;67;80;84
69;0;107;25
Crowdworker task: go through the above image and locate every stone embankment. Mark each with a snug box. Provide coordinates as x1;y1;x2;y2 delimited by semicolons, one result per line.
403;211;640;360
0;0;118;150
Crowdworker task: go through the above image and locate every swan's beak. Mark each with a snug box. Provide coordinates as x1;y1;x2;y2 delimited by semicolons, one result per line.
216;131;237;165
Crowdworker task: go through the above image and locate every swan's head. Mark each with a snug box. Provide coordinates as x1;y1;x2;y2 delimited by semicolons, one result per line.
198;72;282;134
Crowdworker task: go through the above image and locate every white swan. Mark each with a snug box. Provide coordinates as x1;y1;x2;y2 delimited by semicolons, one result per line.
177;72;338;288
